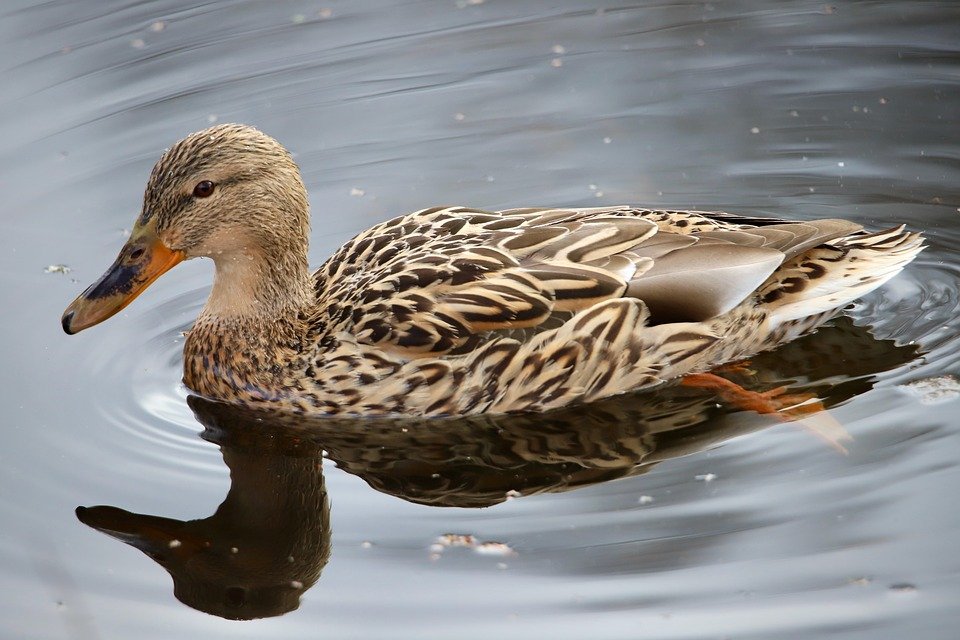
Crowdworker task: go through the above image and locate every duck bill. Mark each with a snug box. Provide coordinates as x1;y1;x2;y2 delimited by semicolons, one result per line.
62;228;184;334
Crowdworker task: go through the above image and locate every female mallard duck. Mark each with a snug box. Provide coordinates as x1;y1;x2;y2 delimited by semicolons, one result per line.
62;124;923;417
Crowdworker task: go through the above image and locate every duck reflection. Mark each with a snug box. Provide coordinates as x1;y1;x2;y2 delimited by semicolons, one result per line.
76;316;916;619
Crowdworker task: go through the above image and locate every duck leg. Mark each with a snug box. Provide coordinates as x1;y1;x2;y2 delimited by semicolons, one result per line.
681;372;850;453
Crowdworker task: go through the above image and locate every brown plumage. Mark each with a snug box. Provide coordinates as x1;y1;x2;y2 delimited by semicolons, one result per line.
62;124;925;416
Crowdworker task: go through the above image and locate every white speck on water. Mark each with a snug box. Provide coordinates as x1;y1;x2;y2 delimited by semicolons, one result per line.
318;8;333;18
847;577;873;586
168;539;181;549
551;58;563;67
361;541;373;549
900;375;960;404
149;21;165;32
291;14;306;24
638;495;654;505
130;38;145;49
551;44;566;54
750;126;760;134
695;38;705;47
695;473;717;482
45;264;71;274
588;184;597;191
497;562;508;570
838;161;845;167
789;110;799;117
603;136;612;144
454;112;466;121
349;187;365;197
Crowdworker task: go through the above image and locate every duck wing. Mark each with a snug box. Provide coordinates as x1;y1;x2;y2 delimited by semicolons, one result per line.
311;206;860;358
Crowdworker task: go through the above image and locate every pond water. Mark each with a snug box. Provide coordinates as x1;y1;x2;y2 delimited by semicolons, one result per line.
2;1;959;638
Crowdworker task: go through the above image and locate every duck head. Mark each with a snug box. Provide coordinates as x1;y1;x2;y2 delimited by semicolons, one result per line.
62;124;310;334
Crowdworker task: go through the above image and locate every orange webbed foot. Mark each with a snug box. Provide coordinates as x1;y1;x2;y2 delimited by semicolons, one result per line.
681;372;850;454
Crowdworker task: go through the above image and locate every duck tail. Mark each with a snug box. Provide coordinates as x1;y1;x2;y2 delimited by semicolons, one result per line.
758;225;925;328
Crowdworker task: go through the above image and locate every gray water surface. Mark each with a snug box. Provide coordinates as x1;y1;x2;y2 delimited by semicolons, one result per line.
2;1;959;638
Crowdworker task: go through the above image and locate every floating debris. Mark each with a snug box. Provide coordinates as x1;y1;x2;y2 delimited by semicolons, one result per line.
750;126;760;134
435;534;476;548
603;136;612;144
888;582;918;596
44;264;71;274
349;187;365;197
900;375;960;404
638;495;654;505
694;473;717;482
474;542;516;556
431;533;515;558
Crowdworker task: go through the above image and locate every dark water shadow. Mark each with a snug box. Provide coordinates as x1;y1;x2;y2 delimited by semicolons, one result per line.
76;316;917;620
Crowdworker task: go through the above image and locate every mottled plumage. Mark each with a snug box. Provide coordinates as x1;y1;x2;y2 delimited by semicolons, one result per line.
63;124;924;417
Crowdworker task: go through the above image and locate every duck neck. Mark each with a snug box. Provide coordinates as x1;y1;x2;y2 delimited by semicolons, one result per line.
204;245;313;321
183;243;314;401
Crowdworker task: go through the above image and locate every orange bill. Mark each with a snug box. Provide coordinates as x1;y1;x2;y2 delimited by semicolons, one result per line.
62;226;184;334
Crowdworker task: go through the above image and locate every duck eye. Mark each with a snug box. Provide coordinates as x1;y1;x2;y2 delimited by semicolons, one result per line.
128;247;145;261
193;180;215;198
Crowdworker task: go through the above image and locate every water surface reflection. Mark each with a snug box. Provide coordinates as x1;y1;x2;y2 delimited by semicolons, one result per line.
77;317;916;619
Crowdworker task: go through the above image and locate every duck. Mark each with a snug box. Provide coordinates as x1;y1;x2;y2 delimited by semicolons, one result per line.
61;124;924;417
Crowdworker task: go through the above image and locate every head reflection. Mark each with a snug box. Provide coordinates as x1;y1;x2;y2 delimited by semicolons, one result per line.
76;316;916;619
76;417;330;620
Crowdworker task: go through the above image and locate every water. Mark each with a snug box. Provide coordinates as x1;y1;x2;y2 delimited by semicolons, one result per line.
2;1;959;638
